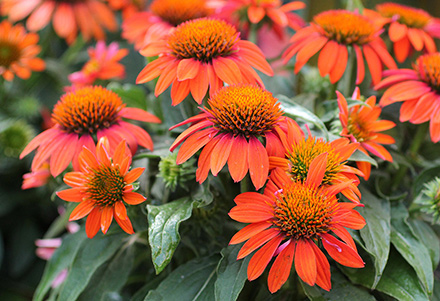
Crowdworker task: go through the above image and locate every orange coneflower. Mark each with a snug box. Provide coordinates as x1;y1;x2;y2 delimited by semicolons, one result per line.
20;86;161;177
283;9;396;85
122;0;213;50
0;21;45;81
169;84;290;190
1;0;117;43
337;88;395;180
375;53;440;143
366;3;440;63
69;41;128;87
136;18;273;105
229;161;365;292
269;119;363;203
57;138;146;238
214;0;305;56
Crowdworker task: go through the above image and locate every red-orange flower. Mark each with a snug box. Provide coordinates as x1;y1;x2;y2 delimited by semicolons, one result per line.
0;21;45;81
375;53;440;143
136;18;273;105
366;3;440;62
2;0;117;43
269;119;363;203
20;86;161;177
122;0;213;50
283;9;397;85
57;138;146;238
229;158;365;292
169;84;289;190
337;88;395;180
69;41;128;87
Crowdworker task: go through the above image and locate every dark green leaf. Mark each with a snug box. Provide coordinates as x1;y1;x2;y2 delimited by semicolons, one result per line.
214;245;249;301
108;83;148;110
277;95;329;140
34;230;88;301
413;165;440;197
79;245;135;300
358;188;390;288
375;249;429;301
408;220;440;269
147;198;195;274
391;203;433;294
145;255;220;301
348;150;378;167
57;232;127;301
192;180;214;208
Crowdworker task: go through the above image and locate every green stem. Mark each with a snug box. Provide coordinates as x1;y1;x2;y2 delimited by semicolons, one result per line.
391;122;428;191
247;23;258;45
240;174;250;193
340;47;356;96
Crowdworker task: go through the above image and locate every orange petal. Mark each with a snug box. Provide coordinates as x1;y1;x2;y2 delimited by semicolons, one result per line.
229;221;271;245
237;228;280;259
212;57;242;84
190;64;209;103
85;207;101;238
177;58;200;81
63;172;85;187
57;187;84;202
196;137;220;184
407;28;424;51
210;134;234;176
247;235;284;281
119;107;161;123
176;128;216;164
114;213;134;235
393;36;411;63
294;36;328;73
229;203;274;224
268;239;295;293
69;200;95;221
318;40;339;77
248;6;265;23
353;44;365;84
295;239;317;287
100;206;114;234
309;242;331;291
227;135;249;182
248;136;269;190
306;152;328;187
321;234;364;268
329;44;348;83
123;191;146;205
155;61;178;96
389;22;407;42
363;141;393;161
363;44;382;86
124;167;145;183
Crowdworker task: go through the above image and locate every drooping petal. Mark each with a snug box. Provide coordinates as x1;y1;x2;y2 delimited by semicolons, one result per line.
248;136;269;190
321;233;364;268
210;134;234;176
227;135;249;182
295;239;317;287
100;206;114;234
69;200;95;221
85;207;101;239
237;228;280;259
247;235;284;281
309;242;331;291
268;239;296;293
305;152;328;187
229;221;271;245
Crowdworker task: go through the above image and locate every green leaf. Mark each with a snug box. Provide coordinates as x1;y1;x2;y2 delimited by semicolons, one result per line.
145;255;221;301
390;203;433;294
375;249;429;301
345;0;364;13
214;245;250;301
408;220;440;269
147;198;195;274
34;230;88;301
277;95;329;140
79;245;135;300
348;150;378;167
302;268;375;300
57;232;127;301
358;188;390;288
191;180;214;208
108;83;148;110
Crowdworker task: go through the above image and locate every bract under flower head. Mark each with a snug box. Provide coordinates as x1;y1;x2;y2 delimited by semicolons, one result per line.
376;52;440;143
229;157;365;293
20;86;160;177
283;9;397;85
136;18;273;105
57;138;147;238
1;0;117;43
0;21;45;81
169;84;288;189
337;88;395;180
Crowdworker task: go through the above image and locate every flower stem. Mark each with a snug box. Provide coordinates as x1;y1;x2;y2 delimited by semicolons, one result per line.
240;174;250;193
248;23;258;44
391;122;428;191
340;47;356;96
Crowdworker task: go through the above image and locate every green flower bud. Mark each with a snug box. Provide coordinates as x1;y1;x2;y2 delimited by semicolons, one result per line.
158;153;196;190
